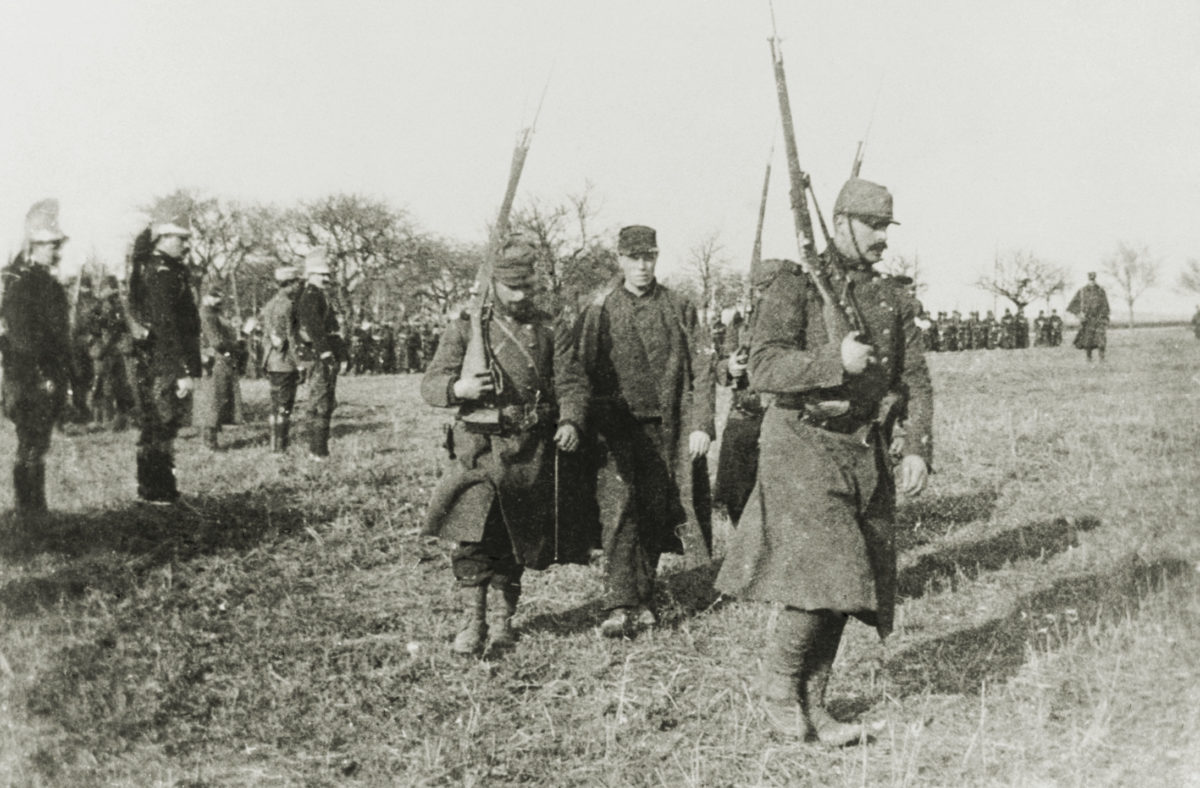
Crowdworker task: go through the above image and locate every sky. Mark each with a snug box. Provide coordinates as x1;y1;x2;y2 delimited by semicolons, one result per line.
2;0;1199;318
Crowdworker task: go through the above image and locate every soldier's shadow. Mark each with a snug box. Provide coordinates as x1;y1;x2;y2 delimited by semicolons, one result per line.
898;515;1102;600
0;486;331;618
882;555;1191;698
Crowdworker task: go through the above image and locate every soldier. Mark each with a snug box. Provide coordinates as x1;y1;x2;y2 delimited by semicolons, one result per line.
405;322;423;373
1067;272;1110;361
716;178;932;746
574;224;716;637
1033;310;1048;347
0;200;74;518
1014;308;1030;349
194;288;243;450
970;311;988;350
927;312;943;352
956;310;972;351
999;308;1015;349
714;261;779;525
260;266;304;452
710;314;727;356
85;275;137;430
422;233;590;655
296;249;346;459
1048;309;1064;346
127;199;201;504
944;310;960;351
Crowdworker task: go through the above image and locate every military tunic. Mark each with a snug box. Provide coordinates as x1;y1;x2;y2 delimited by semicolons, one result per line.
716;256;933;637
575;281;716;609
421;308;591;571
128;248;201;500
1;256;72;511
260;288;302;417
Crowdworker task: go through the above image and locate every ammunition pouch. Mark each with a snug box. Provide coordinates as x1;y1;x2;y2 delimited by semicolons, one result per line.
458;401;557;436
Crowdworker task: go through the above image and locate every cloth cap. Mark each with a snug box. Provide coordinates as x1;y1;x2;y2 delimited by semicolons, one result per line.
618;225;658;256
833;178;899;224
304;247;331;275
1087;271;1097;280
25;199;68;244
274;265;299;283
150;195;193;238
493;232;539;288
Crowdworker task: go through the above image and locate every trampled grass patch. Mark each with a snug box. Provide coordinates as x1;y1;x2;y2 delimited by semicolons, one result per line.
1;327;1198;785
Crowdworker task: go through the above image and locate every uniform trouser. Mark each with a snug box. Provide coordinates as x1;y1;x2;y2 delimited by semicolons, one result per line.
305;359;338;456
135;361;187;501
267;371;299;417
90;355;135;424
12;412;55;513
451;502;523;592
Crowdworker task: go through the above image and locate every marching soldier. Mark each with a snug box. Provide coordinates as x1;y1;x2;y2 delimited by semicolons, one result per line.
194;288;243;450
574;224;716;638
296;249;346;459
1067;272;1110;361
260;266;304;452
0;200;74;518
422;233;591;656
127;199;201;504
716;178;932;745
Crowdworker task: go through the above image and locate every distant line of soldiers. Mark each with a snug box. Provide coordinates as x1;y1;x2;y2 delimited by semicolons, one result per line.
347;321;441;376
920;308;1064;352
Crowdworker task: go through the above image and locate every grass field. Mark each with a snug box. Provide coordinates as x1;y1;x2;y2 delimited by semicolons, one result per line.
2;326;1199;787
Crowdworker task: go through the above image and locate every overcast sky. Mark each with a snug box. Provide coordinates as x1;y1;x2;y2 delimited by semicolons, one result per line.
2;0;1198;317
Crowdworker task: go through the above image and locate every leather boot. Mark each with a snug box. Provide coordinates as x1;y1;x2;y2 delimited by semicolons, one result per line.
138;449;179;504
801;612;864;747
308;418;330;459
12;464;31;513
278;415;290;451
26;462;47;512
203;427;220;451
268;416;280;452
759;606;811;738
452;585;488;656
486;582;520;651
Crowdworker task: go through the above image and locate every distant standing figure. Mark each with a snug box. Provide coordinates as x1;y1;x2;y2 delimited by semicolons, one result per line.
194;288;243;450
1066;272;1110;361
296;249;346;459
260;266;304;452
128;198;202;504
0;200;74;519
1191;306;1200;340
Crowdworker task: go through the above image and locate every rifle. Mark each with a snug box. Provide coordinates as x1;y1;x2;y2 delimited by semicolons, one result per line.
736;142;773;356
767;9;866;341
457;85;547;432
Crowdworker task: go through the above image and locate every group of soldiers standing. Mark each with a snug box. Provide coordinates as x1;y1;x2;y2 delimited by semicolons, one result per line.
921;308;1064;352
347;321;440;376
420;176;931;747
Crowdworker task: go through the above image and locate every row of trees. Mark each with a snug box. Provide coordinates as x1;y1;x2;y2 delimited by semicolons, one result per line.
86;188;1194;330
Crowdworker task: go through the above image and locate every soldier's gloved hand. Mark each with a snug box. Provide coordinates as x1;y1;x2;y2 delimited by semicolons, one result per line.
688;430;711;461
554;423;580;452
898;455;928;497
452;372;494;401
727;350;748;378
840;332;874;375
175;377;195;398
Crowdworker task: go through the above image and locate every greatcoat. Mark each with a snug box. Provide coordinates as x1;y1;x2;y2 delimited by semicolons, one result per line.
194;304;243;428
421;307;593;570
1067;282;1109;350
715;257;933;637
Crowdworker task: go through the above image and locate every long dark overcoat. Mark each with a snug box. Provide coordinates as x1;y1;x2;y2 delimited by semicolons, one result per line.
715;259;933;637
421;308;594;570
574;282;716;564
194;306;243;428
1067;282;1109;350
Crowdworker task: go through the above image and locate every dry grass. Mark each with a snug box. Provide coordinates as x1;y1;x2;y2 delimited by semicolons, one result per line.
1;326;1198;786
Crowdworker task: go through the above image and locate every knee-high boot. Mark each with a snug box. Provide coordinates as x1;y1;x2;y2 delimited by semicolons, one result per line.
758;606;815;737
487;580;521;650
800;612;863;747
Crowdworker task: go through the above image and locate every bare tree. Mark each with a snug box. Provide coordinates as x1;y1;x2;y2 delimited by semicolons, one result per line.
1102;240;1159;328
878;252;928;296
686;231;730;320
1178;257;1200;296
976;248;1068;311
